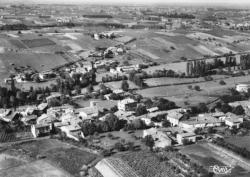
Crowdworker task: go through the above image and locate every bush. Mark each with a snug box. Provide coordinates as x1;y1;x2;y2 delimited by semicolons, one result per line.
219;80;226;85
194;85;201;91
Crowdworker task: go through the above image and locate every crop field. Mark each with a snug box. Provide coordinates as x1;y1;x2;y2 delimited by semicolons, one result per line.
9;39;27;49
104;80;139;90
117;151;179;177
5;139;98;176
45;147;97;176
225;136;250;151
21;38;56;48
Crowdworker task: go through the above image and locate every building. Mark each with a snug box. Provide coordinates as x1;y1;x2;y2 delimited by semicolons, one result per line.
60;124;84;141
224;113;244;129
118;98;137;111
75;106;100;119
143;128;172;148
177;132;196;145
31;124;51;138
37;114;57;125
236;83;250;93
179;115;223;132
166;109;186;126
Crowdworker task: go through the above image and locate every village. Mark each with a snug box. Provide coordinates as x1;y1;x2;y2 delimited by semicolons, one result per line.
1;2;250;177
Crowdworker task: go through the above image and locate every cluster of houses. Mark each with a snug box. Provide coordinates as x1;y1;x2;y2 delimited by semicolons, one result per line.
141;106;245;148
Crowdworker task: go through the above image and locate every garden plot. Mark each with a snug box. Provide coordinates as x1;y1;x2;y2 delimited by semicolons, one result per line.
60;40;83;51
136;48;160;60
189;44;218;56
21;38;56;48
152;37;177;49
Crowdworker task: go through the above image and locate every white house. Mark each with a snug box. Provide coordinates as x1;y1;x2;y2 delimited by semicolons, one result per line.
224;113;243;129
31;124;51;138
236;83;250;93
166;109;186;126
177;132;196;145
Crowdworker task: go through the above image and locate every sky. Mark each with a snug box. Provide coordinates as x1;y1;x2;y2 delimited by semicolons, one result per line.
1;0;250;5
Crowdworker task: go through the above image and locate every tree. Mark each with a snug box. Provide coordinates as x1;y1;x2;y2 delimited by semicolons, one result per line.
143;135;155;151
232;105;245;115
135;105;148;116
162;119;171;127
219;80;226;85
221;103;232;113
121;80;129;91
197;103;208;113
194;85;201;91
87;84;94;93
207;127;216;134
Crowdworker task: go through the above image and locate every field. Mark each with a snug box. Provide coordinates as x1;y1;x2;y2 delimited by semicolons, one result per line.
3;139;99;177
137;74;250;106
117;151;179;177
0;52;68;82
180;143;250;177
0;158;71;177
95;130;146;150
225;136;250;151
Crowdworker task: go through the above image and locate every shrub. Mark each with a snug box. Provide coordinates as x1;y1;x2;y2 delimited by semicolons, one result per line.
194;85;201;91
219;80;226;85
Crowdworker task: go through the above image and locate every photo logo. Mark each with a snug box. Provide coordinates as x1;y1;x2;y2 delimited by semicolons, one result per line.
209;165;233;175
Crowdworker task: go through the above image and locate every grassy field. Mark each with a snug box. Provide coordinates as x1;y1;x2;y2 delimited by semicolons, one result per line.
138;74;250;106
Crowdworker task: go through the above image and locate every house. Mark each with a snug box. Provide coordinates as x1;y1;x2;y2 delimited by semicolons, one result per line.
38;102;48;112
113;89;125;95
118;98;137;111
179;115;223;132
21;115;37;125
31;124;51;138
236;83;250;93
224;113;243;129
75;106;100;119
1;111;20;123
46;92;62;102
37;114;57;125
60;123;84;141
0;109;11;118
177;132;196;145
147;107;159;113
166;109;186;126
143;128;172;148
